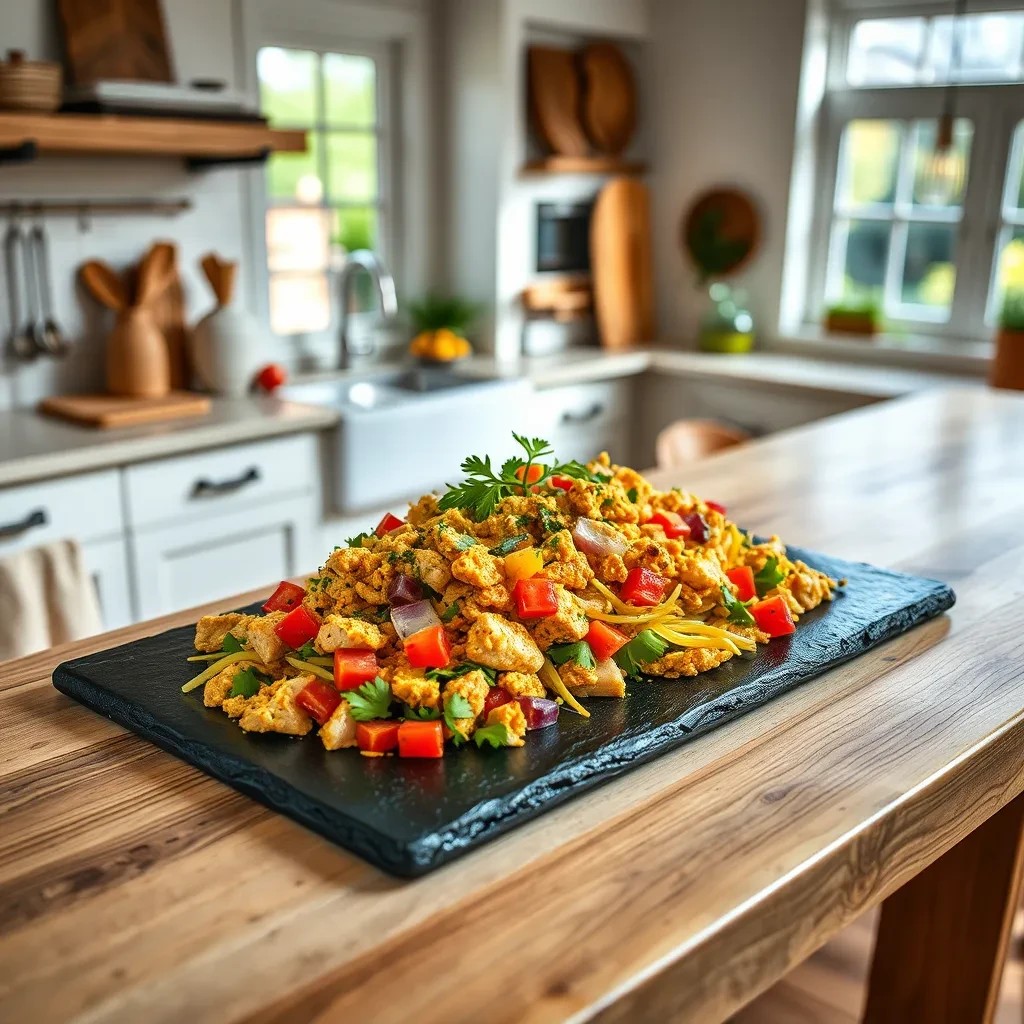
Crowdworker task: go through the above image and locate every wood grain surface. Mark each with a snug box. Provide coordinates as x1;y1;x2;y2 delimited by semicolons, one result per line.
2;387;1023;1024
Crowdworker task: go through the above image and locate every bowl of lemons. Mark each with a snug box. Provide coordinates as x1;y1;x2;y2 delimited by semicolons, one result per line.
407;294;479;363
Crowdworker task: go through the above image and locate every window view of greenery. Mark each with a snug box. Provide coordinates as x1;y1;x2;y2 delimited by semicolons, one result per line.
827;118;973;321
992;122;1024;321
258;46;381;334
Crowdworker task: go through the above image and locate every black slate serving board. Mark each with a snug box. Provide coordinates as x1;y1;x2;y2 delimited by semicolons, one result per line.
52;548;954;877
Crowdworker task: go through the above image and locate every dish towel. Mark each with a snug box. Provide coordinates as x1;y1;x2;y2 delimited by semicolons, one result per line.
0;540;104;662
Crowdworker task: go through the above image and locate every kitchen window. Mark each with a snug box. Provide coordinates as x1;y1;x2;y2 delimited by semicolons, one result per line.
258;44;391;336
807;6;1024;340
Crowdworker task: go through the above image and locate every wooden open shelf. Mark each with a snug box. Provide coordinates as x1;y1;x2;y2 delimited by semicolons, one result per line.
520;155;648;177
0;112;305;168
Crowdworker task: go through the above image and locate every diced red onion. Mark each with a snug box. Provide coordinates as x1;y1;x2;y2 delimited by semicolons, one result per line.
517;696;559;730
595;658;625;689
484;688;514;717
681;512;710;543
387;572;423;607
571;518;629;558
391;599;440;641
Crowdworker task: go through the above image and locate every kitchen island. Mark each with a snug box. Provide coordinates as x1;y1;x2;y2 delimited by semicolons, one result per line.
2;387;1023;1023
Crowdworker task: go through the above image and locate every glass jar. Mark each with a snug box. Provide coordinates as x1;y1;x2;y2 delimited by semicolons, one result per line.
698;282;755;353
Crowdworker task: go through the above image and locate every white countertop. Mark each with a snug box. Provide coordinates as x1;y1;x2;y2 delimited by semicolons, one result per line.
0;397;339;489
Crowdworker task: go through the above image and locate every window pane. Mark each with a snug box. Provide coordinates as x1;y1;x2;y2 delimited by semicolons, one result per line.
993;227;1024;315
266;134;322;202
925;14;1024;83
258;47;318;126
911;119;972;208
266;207;330;272
331;206;378;255
269;273;330;335
833;219;890;300
900;222;956;314
847;18;925;86
325;133;378;201
838;121;900;207
324;53;376;127
1006;124;1024;214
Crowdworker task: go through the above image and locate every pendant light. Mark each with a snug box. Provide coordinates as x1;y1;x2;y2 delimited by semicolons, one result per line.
920;0;967;205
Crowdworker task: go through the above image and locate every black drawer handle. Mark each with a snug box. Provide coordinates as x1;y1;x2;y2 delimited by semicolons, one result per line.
562;403;605;425
191;467;261;498
0;508;47;540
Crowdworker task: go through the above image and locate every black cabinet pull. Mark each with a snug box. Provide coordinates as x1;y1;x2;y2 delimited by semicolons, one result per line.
562;403;605;425
0;508;47;540
190;467;261;498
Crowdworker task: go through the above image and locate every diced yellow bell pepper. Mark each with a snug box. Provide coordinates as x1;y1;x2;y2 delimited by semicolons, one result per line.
504;546;544;582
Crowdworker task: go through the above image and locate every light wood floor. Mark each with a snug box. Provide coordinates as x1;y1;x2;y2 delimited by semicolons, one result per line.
732;908;1024;1023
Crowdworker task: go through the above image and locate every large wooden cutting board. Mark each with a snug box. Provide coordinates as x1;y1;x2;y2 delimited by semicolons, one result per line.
580;43;636;156
527;46;589;157
39;391;210;428
590;176;654;349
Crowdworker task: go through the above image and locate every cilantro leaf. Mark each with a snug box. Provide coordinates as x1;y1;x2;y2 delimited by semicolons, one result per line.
345;531;372;548
403;705;441;721
347;676;393;721
614;629;668;679
441;601;460;623
221;633;243;654
295;640;319;660
426;661;498;686
442;692;474;746
490;533;530;557
721;585;756;625
474;723;514;749
547;640;596;670
754;555;786;596
228;666;273;699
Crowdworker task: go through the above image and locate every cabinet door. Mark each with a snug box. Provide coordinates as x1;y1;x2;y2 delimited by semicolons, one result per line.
82;537;134;631
129;497;317;619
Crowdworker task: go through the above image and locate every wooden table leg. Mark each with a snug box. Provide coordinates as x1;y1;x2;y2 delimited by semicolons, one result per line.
863;790;1024;1023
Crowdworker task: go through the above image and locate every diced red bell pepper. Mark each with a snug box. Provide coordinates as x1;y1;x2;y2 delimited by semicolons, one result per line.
375;512;405;537
398;719;444;758
620;567;667;607
273;605;320;649
586;620;629;660
512;577;559;619
751;595;796;637
483;687;514;717
725;566;757;603
550;475;575;491
333;648;379;690
404;624;452;669
295;679;341;725
648;510;692;541
262;580;306;613
356;720;401;753
706;500;728;516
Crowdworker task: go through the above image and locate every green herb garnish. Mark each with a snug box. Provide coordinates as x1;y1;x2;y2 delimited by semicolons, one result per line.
754;555;786;596
295;639;318;660
490;533;530;557
442;692;474;746
441;601;461;623
347;676;393;721
474;723;514;749
345;531;372;548
626;487;638;503
546;640;596;670
228;666;273;699
403;705;441;721
427;661;498;686
721;585;755;625
538;507;564;535
221;633;244;654
614;629;668;679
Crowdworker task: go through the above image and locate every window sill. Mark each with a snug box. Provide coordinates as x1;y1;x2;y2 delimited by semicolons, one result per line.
766;328;991;377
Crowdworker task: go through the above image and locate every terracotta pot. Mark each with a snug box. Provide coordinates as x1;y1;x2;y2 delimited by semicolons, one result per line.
824;312;878;337
990;327;1024;391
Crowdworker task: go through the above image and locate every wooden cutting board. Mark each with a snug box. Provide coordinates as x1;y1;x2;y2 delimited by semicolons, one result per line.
39;392;210;429
527;46;589;157
590;177;655;350
580;43;636;156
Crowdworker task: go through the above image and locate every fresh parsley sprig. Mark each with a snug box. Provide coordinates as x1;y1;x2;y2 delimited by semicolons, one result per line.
474;723;514;749
427;661;498;686
228;666;273;699
754;555;786;596
547;640;596;670
442;692;474;746
614;629;668;679
721;585;755;625
347;676;393;721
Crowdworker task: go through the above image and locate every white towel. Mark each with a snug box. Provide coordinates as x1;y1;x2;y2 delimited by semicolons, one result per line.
0;540;104;662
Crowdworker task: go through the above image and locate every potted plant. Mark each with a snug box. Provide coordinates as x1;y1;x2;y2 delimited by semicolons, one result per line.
407;294;479;363
991;290;1024;390
824;298;881;337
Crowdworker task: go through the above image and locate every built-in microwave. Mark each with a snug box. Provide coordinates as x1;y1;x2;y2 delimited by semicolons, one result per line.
536;201;593;274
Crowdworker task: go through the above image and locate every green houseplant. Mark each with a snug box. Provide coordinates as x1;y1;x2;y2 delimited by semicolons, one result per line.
407;293;480;362
991;290;1024;390
824;298;882;337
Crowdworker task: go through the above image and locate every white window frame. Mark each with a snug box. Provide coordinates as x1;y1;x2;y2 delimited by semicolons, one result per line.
804;4;1024;341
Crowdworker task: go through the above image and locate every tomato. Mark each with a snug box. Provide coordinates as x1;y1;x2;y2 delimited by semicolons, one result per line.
295;679;341;725
620;567;667;607
375;512;405;537
550;475;575;491
398;719;444;758
254;363;287;392
262;580;306;613
706;500;728;516
586;620;629;661
273;605;320;649
751;595;796;637
725;566;757;602
404;624;452;669
333;648;379;690
648;510;692;541
504;546;544;582
483;687;514;717
356;720;401;753
512;578;559;619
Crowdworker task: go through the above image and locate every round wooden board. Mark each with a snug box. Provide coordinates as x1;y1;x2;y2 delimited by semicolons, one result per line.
579;42;636;156
682;187;761;278
527;45;589;157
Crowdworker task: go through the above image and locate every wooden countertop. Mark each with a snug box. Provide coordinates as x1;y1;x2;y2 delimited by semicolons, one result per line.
3;387;1023;1023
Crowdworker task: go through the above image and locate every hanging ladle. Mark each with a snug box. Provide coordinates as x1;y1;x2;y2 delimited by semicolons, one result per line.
4;214;36;362
28;216;69;357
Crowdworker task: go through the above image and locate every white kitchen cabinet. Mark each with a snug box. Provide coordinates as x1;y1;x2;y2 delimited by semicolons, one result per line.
81;537;134;631
530;380;633;464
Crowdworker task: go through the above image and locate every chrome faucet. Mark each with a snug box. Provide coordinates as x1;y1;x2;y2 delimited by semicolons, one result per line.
337;249;398;369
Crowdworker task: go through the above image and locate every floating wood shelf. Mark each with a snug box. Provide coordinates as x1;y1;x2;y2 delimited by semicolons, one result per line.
520;156;648;176
0;112;305;169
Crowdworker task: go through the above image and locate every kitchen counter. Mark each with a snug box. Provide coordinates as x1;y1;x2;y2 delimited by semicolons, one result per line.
4;387;1023;1022
0;397;339;489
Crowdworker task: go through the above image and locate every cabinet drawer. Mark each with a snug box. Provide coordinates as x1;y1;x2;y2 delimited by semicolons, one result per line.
124;434;317;529
531;380;632;436
0;470;123;555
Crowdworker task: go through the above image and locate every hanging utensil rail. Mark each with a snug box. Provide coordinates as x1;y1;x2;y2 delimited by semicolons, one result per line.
0;198;191;217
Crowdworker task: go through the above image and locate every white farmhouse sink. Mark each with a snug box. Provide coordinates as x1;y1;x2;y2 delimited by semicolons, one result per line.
282;367;533;514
